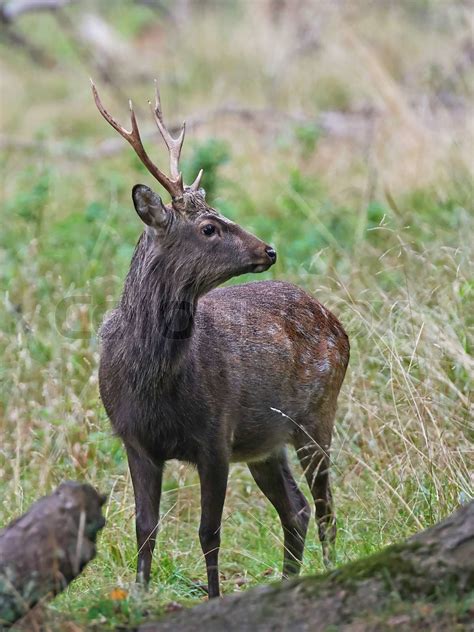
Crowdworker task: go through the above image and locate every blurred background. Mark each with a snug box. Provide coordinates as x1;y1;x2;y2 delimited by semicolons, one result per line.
0;0;472;627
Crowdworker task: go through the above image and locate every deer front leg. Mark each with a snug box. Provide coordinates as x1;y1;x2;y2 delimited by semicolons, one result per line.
198;456;229;599
126;444;163;585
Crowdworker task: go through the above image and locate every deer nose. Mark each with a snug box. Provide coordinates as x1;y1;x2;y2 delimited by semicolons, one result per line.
265;246;277;263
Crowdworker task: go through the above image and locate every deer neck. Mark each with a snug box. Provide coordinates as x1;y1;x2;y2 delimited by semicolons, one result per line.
119;232;198;388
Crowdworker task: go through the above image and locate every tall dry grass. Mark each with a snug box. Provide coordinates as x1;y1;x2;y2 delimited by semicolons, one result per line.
0;0;472;625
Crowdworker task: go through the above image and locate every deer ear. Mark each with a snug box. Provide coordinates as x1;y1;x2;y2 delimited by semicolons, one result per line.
132;184;168;228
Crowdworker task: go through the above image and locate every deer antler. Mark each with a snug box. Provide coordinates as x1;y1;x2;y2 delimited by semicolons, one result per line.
91;80;203;198
150;80;185;185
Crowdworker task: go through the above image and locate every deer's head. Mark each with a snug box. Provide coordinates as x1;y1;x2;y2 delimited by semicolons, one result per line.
92;82;276;294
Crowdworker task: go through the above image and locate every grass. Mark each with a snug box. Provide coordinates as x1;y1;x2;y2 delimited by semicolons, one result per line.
0;1;472;629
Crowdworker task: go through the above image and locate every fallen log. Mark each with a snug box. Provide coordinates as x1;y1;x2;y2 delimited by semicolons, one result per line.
139;500;474;631
0;481;106;628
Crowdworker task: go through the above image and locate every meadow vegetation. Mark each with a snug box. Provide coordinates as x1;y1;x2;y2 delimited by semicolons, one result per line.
0;1;472;628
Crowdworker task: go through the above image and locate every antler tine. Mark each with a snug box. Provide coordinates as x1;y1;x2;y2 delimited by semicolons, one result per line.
189;168;204;192
91;79;183;199
150;79;186;182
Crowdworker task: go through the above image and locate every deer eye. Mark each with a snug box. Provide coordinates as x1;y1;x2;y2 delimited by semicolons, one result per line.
202;224;216;236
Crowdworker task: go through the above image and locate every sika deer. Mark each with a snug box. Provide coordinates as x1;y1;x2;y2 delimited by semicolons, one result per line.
92;81;349;598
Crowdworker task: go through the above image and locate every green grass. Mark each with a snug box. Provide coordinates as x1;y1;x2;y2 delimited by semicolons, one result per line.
0;1;473;629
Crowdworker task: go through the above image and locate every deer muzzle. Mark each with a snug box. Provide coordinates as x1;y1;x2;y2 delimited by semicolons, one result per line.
251;245;277;272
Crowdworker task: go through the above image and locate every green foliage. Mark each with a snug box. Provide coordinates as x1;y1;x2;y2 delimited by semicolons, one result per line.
293;123;322;158
183;139;230;202
0;0;472;628
309;76;352;111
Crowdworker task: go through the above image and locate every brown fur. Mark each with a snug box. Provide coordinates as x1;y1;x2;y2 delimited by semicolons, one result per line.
99;185;349;597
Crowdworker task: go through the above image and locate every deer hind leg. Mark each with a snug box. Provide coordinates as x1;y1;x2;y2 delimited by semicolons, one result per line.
126;444;163;585
295;419;336;568
248;448;311;578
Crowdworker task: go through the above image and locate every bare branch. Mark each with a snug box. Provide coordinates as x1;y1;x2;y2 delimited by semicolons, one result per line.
0;0;73;22
0;106;380;162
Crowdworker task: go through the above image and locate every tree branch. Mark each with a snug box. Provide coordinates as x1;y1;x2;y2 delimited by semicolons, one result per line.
0;106;379;160
0;0;74;22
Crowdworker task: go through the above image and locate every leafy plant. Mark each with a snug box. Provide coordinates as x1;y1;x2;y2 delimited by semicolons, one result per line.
183;139;230;201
